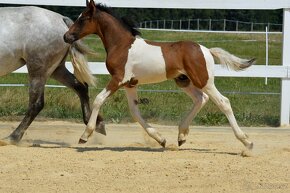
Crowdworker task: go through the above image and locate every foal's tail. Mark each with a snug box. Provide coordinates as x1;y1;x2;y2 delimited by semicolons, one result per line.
69;41;97;86
209;47;256;71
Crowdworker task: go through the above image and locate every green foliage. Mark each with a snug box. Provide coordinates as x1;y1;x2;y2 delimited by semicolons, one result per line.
0;4;282;24
114;8;282;24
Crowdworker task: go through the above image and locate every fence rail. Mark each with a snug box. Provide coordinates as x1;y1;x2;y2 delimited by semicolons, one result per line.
139;19;283;32
9;62;290;78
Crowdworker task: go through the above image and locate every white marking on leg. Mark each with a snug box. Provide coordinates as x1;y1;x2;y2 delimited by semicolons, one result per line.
200;44;253;149
80;88;111;142
125;87;166;146
204;84;253;149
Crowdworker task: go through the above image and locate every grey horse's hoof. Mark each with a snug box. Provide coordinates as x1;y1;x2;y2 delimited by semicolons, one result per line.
0;136;18;146
78;138;87;144
0;139;10;146
178;140;186;147
95;121;106;136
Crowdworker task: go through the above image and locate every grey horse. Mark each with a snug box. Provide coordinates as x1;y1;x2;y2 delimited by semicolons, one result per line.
0;6;105;144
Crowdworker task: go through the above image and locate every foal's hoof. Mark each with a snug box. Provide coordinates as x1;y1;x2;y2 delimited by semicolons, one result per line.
159;139;166;148
78;138;87;144
241;137;254;150
246;142;254;150
178;140;186;147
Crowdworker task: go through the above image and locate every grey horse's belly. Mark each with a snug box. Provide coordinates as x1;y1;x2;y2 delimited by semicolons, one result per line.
0;45;26;76
0;61;25;76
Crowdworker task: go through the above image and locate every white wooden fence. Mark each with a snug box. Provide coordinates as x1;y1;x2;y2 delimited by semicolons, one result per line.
1;0;290;126
139;19;283;32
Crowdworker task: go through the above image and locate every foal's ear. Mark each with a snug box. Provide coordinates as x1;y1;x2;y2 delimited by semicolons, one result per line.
88;0;96;8
87;0;96;12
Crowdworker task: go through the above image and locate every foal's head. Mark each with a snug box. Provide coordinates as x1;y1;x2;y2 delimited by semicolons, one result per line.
64;0;140;44
64;0;99;44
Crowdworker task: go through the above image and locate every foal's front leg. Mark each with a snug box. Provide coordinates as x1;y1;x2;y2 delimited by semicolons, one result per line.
125;87;166;147
51;64;106;135
78;78;120;144
78;88;111;143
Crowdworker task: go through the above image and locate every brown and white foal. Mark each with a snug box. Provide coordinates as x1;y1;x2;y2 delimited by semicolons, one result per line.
64;0;255;150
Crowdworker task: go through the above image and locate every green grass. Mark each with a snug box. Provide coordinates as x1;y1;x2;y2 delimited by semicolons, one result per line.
0;31;283;126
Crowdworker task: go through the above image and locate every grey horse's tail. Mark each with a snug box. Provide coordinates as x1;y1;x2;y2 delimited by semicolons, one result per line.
209;47;256;71
63;17;74;27
63;17;97;86
69;43;96;86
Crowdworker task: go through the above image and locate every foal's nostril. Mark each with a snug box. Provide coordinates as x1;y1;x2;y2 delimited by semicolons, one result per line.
63;33;76;44
63;33;70;43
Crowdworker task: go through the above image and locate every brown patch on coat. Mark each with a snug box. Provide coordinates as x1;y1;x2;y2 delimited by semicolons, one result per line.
104;36;136;89
146;40;209;89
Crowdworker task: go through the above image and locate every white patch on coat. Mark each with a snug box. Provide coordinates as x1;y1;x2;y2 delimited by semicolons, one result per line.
121;38;167;85
199;44;215;86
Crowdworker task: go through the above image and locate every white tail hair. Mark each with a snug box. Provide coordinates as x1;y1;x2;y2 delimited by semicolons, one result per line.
209;47;256;71
69;41;97;86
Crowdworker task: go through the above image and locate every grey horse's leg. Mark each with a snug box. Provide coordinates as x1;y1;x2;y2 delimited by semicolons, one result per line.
7;76;46;143
51;64;106;135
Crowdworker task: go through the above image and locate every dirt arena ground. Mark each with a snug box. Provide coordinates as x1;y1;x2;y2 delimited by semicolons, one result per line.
0;121;289;193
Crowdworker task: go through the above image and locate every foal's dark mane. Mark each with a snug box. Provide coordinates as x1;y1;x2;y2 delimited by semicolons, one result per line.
96;3;141;36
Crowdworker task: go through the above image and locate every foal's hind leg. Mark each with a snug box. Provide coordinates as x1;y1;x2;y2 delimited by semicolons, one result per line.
178;84;209;146
125;87;166;147
6;76;46;143
51;64;106;135
203;84;253;149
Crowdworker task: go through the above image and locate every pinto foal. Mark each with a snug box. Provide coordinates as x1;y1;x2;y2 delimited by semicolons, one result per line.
64;0;255;149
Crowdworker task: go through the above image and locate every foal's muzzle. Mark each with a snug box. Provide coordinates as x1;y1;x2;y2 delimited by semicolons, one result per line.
63;33;78;44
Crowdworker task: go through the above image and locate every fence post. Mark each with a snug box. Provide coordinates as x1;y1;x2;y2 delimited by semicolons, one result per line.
280;8;290;126
223;19;226;31
197;19;200;30
265;26;269;85
209;19;212;30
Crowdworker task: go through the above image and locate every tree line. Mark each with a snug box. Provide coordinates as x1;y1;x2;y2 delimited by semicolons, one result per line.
0;4;283;25
48;6;283;25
